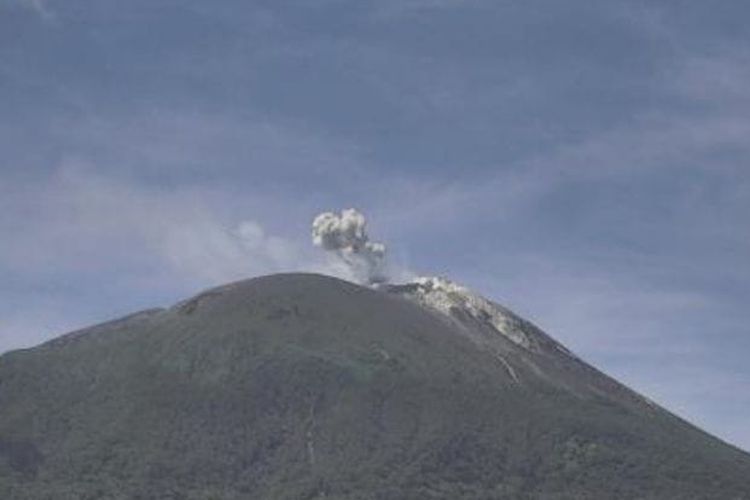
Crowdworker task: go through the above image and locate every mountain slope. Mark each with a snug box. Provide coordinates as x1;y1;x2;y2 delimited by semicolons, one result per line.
1;273;748;499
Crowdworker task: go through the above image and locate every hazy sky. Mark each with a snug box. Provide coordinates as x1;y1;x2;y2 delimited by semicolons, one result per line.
1;0;749;451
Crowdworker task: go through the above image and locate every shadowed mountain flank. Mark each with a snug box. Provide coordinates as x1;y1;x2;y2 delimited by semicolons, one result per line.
1;273;748;499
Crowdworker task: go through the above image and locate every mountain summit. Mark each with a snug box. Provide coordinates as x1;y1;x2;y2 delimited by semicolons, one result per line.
1;273;749;499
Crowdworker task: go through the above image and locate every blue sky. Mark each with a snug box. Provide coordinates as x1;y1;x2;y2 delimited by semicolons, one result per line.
1;0;749;451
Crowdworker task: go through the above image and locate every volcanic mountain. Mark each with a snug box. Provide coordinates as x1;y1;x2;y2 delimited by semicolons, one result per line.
1;273;749;499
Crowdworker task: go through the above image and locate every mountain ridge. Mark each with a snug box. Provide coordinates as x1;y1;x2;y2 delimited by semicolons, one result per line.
1;272;749;499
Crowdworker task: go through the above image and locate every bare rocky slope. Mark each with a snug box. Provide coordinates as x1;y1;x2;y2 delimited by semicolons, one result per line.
1;273;749;499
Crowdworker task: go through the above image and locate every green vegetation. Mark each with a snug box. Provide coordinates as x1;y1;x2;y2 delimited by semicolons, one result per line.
0;273;748;499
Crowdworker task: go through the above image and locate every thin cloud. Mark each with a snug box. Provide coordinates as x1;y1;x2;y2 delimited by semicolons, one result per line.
10;0;55;20
1;164;305;289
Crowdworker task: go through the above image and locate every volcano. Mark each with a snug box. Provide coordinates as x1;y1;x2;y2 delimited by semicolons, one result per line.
1;273;748;499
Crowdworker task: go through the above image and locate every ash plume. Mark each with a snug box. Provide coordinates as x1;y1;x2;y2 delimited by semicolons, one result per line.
312;208;387;285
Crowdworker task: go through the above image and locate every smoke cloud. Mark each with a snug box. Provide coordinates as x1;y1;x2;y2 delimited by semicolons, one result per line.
312;208;388;285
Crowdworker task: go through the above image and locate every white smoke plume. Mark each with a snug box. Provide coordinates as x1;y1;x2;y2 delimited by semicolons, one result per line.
312;208;388;285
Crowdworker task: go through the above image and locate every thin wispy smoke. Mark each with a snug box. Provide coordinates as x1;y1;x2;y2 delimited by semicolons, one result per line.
312;208;388;285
